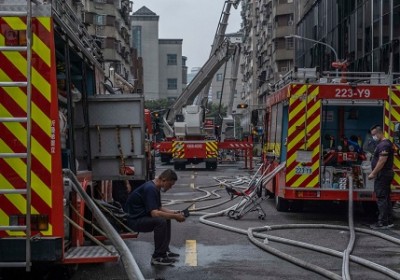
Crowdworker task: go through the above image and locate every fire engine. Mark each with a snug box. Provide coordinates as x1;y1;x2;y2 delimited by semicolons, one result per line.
0;0;154;273
157;0;253;170
262;68;400;211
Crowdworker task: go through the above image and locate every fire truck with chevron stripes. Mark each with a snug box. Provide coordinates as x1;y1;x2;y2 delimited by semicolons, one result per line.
158;0;253;171
262;67;400;212
0;0;154;274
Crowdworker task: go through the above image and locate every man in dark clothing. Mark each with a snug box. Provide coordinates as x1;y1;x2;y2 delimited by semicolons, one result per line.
368;125;394;229
125;169;186;265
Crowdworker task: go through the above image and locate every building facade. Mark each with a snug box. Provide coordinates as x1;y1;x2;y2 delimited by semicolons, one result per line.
239;0;295;131
131;6;160;100
158;39;185;100
83;0;134;90
131;6;185;101
295;0;400;74
210;50;244;112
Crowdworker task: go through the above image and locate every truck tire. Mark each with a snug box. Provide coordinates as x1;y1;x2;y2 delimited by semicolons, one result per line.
174;162;185;170
290;200;304;212
275;195;289;212
205;162;217;170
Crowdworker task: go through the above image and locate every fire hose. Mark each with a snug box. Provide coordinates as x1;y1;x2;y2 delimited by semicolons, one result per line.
188;163;400;279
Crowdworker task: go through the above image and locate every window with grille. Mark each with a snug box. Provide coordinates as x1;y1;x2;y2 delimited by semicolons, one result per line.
286;37;294;49
216;73;223;81
167;54;177;65
167;79;177;90
96;15;106;25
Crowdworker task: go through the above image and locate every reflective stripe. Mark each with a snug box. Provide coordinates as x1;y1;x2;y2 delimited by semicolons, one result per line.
286;85;321;188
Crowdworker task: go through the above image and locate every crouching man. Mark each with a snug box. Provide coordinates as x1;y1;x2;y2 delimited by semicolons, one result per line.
125;169;186;265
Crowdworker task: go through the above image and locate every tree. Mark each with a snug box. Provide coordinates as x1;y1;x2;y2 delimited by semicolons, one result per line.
206;102;227;125
145;98;174;113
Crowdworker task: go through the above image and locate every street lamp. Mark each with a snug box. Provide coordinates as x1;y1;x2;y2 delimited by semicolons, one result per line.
285;34;339;78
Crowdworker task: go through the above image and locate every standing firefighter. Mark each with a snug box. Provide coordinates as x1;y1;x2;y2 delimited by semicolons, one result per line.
368;125;395;229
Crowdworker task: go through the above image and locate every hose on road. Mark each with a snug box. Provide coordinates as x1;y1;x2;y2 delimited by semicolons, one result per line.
191;163;400;279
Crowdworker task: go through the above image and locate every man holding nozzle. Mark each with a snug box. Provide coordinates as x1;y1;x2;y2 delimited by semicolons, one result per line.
125;169;186;266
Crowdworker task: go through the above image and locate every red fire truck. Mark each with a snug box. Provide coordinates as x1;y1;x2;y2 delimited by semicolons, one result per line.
262;68;400;211
157;1;254;170
0;0;154;272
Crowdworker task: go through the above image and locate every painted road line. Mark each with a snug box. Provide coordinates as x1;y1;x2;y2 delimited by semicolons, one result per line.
185;240;197;266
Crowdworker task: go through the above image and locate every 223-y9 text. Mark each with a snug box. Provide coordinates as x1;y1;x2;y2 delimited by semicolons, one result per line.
295;166;312;175
335;88;371;98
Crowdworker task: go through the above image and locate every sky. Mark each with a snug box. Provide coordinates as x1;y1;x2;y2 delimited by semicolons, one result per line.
132;0;243;72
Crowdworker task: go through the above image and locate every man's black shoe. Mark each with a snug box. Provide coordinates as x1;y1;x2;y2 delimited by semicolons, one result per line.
166;251;180;258
370;222;389;230
151;256;175;266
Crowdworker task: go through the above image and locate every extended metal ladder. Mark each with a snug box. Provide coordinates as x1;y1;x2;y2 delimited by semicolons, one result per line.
0;0;34;272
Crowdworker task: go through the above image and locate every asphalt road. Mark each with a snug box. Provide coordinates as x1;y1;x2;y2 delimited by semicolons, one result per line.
63;159;400;280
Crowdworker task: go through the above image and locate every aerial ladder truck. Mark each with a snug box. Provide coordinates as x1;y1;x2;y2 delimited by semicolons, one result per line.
158;0;253;170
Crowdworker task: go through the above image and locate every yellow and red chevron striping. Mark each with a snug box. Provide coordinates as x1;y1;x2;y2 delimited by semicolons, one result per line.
206;141;218;158
172;141;184;158
0;16;62;237
285;84;321;188
0;128;52;189
385;86;400;187
286;123;320;172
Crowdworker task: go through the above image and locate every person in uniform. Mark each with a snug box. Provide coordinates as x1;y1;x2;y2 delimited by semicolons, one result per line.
125;169;185;265
368;125;394;229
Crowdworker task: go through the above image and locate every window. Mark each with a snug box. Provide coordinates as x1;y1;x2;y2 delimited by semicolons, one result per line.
167;79;177;90
216;73;223;81
167;54;177;65
285;37;294;49
132;26;142;56
216;91;222;99
96;15;106;26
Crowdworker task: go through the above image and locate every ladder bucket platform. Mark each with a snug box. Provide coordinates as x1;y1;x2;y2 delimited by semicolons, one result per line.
63;245;119;264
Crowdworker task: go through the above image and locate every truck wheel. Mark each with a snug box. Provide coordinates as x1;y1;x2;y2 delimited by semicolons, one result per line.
275;195;289;212
174;163;186;170
206;162;217;170
290;200;304;212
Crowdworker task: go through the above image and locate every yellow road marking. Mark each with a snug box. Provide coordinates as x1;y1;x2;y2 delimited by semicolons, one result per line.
185;240;197;266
